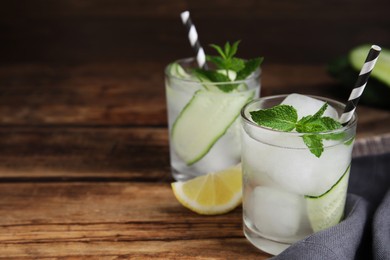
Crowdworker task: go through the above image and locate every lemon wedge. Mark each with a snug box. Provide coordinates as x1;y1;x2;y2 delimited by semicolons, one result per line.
171;164;242;215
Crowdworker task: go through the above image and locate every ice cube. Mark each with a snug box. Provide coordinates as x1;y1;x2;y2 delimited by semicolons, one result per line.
281;93;339;120
172;118;242;176
251;139;353;196
242;93;351;196
248;186;309;239
241;131;281;188
166;85;196;129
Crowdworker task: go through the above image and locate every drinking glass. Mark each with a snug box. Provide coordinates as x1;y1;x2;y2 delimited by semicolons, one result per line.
240;95;357;255
165;58;261;181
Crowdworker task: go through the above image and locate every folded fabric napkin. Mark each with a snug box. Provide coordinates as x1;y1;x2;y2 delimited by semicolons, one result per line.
273;152;390;260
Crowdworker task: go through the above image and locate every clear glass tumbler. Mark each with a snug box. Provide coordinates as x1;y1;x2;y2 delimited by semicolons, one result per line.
240;95;357;255
165;58;261;181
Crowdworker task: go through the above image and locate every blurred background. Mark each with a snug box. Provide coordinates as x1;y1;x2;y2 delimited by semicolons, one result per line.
0;0;389;129
1;0;389;65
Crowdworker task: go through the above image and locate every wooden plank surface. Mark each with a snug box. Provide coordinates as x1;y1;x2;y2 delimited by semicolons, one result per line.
0;182;270;259
0;63;389;128
0;126;388;181
0;62;389;258
0;127;170;181
0;1;389;258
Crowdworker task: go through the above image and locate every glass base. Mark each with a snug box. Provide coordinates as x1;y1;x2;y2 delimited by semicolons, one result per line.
171;168;202;182
244;223;291;256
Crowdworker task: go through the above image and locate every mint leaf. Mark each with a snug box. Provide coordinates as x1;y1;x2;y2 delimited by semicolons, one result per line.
227;41;240;59
250;105;298;131
224;42;231;58
296;119;324;133
312;103;328;120
296;104;341;134
320;117;342;130
236;58;264;80
193;69;230;82
295;104;343;157
228;57;245;72
209;44;226;59
322;132;345;141
216;84;238;92
320;118;345;141
302;135;324;158
193;69;237;92
297;117;331;133
297;116;342;133
206;56;226;70
250;102;344;158
206;56;245;72
193;40;263;91
208;41;245;72
296;103;328;127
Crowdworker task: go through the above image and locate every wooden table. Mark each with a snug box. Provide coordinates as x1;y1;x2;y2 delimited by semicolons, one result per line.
1;0;389;257
0;62;389;259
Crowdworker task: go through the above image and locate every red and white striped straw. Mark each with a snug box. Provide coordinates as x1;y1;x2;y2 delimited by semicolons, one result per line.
339;45;381;125
180;11;208;69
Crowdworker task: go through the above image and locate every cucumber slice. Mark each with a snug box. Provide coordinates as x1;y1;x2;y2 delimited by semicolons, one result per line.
168;62;191;79
350;45;390;85
172;89;254;165
306;165;350;232
196;71;236;93
195;74;222;93
236;83;249;91
194;70;247;93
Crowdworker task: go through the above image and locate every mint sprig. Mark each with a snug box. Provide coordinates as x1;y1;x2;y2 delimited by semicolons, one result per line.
250;103;343;158
209;41;245;72
193;41;263;92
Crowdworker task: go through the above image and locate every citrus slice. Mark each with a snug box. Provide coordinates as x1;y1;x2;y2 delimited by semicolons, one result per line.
171;164;242;215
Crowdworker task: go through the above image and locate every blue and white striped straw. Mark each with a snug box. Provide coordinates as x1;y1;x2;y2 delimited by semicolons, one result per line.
339;45;381;125
180;11;208;69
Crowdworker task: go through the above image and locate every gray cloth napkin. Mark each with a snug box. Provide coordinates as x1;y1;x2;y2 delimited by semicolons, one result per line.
273;152;390;260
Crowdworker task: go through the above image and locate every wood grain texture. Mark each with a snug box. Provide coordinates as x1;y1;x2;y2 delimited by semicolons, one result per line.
0;182;270;259
0;127;170;181
0;63;166;126
0;63;389;128
0;1;388;258
0;127;388;181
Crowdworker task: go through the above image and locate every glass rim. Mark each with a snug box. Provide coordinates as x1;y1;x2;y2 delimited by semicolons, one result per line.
241;94;358;136
165;57;261;84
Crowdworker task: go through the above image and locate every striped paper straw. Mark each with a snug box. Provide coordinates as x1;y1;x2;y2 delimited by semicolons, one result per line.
339;45;381;125
180;11;208;69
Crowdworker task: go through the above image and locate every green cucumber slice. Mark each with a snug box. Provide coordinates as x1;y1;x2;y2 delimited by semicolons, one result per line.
172;89;254;165
194;70;247;93
306;165;350;232
195;74;221;92
195;71;232;93
169;62;191;79
350;45;390;85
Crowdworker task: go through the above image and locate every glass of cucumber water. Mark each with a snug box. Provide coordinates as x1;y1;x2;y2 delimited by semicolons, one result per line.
240;94;357;255
165;42;262;181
